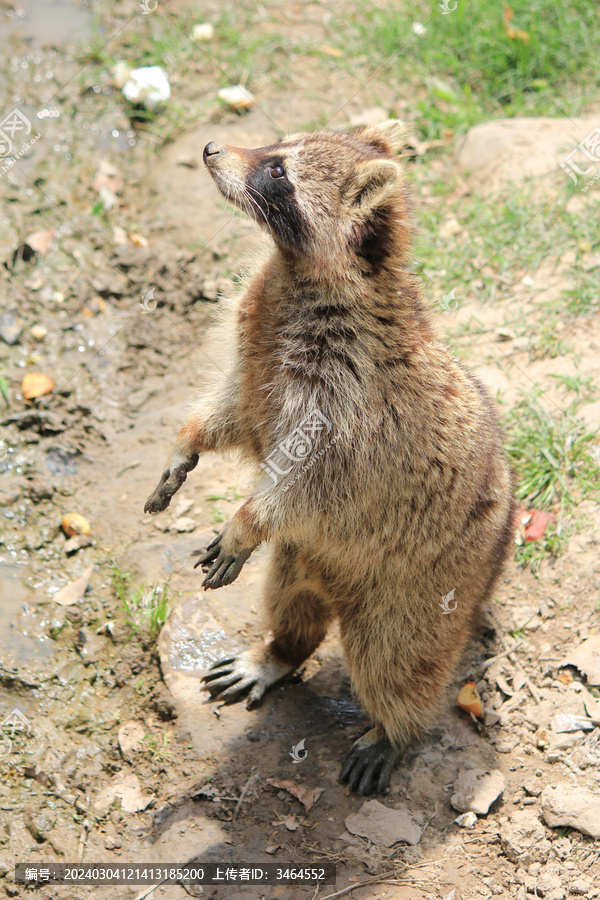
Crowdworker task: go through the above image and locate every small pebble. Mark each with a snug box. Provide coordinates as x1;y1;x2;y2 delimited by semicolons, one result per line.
192;23;214;40
0;309;23;345
31;325;47;341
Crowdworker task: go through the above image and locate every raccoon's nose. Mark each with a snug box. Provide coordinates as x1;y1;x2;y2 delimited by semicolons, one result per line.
203;142;223;163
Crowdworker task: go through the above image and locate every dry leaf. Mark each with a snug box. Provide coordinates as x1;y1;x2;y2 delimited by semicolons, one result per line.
524;510;550;541
93;160;124;195
503;6;529;41
318;44;343;57
282;815;300;831
457;681;483;717
561;636;600;686
267;778;324;813
53;565;94;606
25;228;55;254
22;372;54;400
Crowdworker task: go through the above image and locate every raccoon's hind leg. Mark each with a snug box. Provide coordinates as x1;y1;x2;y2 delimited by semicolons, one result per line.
338;596;466;795
202;544;333;707
340;727;402;795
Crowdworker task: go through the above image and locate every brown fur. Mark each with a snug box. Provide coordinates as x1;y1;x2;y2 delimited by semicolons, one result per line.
146;120;516;754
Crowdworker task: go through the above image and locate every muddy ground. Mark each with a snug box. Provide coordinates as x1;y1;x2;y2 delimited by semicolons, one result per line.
1;1;600;899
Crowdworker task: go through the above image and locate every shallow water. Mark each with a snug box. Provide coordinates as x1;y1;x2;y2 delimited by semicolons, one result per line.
1;0;94;47
0;564;54;663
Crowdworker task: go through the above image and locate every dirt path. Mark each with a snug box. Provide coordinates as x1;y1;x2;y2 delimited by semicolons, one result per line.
1;1;600;899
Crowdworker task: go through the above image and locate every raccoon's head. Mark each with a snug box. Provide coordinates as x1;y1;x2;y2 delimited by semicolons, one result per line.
203;120;407;273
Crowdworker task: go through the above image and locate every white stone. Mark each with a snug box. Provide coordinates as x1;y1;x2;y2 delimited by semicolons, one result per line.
541;784;600;838
122;66;171;110
451;768;505;815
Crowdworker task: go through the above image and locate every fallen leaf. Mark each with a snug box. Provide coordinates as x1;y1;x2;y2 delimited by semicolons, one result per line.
22;372;54;400
53;565;94;606
118;721;146;757
457;681;483;717
267;778;324;813
93;160;124;195
217;85;254;110
524;510;550;541
561;636;600;686
318;44;343;57
503;6;529;41
93;773;152;816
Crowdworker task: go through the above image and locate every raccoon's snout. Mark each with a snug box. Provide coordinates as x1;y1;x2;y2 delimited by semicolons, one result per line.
203;141;224;164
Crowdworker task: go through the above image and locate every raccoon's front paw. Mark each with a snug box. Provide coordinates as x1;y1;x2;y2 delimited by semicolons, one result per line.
340;728;401;795
193;522;255;589
202;649;294;708
144;453;199;514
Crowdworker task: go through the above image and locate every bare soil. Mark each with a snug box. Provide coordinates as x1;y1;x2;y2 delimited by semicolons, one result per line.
1;2;600;900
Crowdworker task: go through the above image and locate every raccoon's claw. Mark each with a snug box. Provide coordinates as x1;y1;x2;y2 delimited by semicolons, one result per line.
340;729;401;795
144;453;199;514
201;650;294;709
194;530;252;590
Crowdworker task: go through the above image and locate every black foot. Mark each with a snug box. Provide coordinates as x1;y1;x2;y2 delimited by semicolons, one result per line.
193;529;252;590
144;453;199;514
340;729;401;795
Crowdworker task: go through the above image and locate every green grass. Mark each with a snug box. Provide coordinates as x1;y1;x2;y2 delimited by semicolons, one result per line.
338;0;600;138
504;387;599;570
110;564;174;638
505;391;598;510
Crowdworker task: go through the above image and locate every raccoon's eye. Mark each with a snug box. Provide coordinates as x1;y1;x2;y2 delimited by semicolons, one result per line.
270;165;285;179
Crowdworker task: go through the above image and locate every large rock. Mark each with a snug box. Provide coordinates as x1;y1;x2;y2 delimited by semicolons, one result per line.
451;768;505;815
456;116;600;196
345;799;422;847
499;809;551;865
541;784;600;838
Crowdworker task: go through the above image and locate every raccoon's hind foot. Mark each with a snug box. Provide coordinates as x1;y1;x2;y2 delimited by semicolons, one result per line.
144;451;199;514
340;728;402;795
202;649;296;708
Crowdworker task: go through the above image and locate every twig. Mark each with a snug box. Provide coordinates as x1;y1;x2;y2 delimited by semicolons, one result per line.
233;773;258;822
508;652;541;703
77;817;90;862
318;870;399;900
480;640;526;671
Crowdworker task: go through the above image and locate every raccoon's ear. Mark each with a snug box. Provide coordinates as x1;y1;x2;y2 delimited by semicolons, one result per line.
353;119;406;154
343;159;401;217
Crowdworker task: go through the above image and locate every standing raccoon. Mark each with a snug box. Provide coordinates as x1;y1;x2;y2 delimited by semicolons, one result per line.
145;120;515;795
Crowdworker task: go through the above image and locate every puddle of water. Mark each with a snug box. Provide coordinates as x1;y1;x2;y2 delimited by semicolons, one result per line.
2;0;93;47
0;565;54;663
